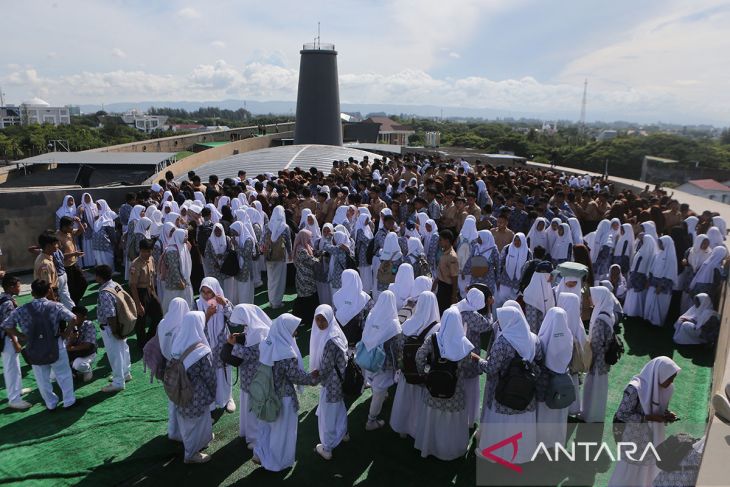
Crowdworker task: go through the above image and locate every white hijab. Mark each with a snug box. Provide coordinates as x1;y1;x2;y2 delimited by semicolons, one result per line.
687;234;711;271
436;307;473;361
554;275;582;299
229;303;271;347
160;222;176;250
402;291;440;336
158;297;190;360
362;290;401;351
411;275;433;300
196;277;228;353
550;223;573;261
459;216;479;244
355;213;374;240
269;205;288;242
568;217;583;245
537;307;573;373
171;311;211;369
628;356;680;416
171;228;191;281
407;237;425;258
209;223;228;255
631;234;657;274
678;293;717;328
591;219;614;262
496;305;538;362
685;216;699;240
80;193;98;226
527;217;549;252
505;233;529;280
557;292;588;348
381;232;402;261
333;269;371;325
690;245;727;287
476;229;497;257
94;199;117;231
456;287;486;314
389;263;415;309
423;219;439;252
194;191;206;204
56;195;77;219
135;217;152;238
641;221;658;241
309;304;348;371
712;216;727;240
613;223;635;258
523;269;556;314
707;227;724;248
259;313;303;367
589;286;614;335
206;203;222;224
650;235;678;283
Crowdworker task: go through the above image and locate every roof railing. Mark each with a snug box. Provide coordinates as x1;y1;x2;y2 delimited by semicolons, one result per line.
302;42;335;50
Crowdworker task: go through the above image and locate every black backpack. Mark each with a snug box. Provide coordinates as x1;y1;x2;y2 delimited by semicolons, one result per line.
425;335;459;398
365;239;376;265
342;314;364;347
345;252;358;271
0;295;10;352
20;302;60;366
402;321;438;385
656;433;699;472
220;238;240;277
197;222;213;253
335;353;364;399
604;319;624;366
495;355;537;411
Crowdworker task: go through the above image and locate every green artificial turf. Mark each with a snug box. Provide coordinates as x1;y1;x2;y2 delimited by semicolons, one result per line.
0;283;714;487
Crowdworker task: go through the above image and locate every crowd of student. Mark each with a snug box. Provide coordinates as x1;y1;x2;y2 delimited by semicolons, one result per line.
1;155;725;485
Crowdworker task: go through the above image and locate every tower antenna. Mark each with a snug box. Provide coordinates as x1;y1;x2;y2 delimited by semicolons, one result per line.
316;22;321;49
579;78;588;131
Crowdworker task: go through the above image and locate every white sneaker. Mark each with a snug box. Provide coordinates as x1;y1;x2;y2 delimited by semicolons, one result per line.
124;374;133;382
82;371;93;383
184;452;211;464
252;454;261;465
225;400;236;413
315;444;332;460
247;442;255;450
365;419;385;431
8;400;32;411
341;433;350;442
20;387;32;395
101;384;124;393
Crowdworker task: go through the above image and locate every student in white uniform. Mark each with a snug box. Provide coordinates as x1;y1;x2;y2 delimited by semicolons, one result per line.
170;311;216;464
608;356;680;487
0;276;32;410
157;297;189;443
309;304;349;460
414;307;475;460
556;292;589;416
263;206;292;309
390;291;440;438
388;263;415;310
253;314;318;471
643;235;678;327
229;220;257;305
455;287;490;426
161;229;194;312
536;307;573;446
196;277;235;413
673;293;720;346
221;303;271;449
582;286;615;423
623;235;657;318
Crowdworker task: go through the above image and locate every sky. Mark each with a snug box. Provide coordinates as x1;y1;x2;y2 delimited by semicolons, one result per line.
1;0;729;124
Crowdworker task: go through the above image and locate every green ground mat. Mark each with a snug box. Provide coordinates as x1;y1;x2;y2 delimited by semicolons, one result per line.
0;284;714;486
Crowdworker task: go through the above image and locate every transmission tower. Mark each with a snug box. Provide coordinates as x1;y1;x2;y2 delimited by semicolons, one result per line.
579;78;588;131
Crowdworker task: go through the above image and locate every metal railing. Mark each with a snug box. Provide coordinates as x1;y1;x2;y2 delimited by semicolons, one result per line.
302;42;335;50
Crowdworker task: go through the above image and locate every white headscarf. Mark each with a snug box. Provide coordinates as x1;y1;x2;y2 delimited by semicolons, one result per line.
158;297;190;360
650;235;678;283
80;193;98;226
690;245;727;288
309;304;348;371
687;234;711;271
712;216;727;240
678;293;717;329
194;191;206;204
527;217;549;252
410;275;433;300
209;223;227;255
496;305;538;362
205;203;222;224
362;290;401;351
269;205;288;242
476;229;497;257
389;263;415;309
707;227;724;248
436;307;473;361
613;223;635;258
135;217;152;238
171;311;211;369
402;291;440;336
550;223;573;261
455;287;486;313
303;213;322;241
149;209;163;237
459;216;479;244
423;219;439;253
171;228;191;281
505;233;529;280
128;204;145;230
631;234;657;274
589;286;614;335
407;237;425;260
333;269;371;325
259;313;303;367
641;221;658;241
416;213;429;238
355;213;374;240
568;217;583;245
628;356;680;416
381;232;402;261
523;268;556;314
591;219;614;262
217;196;231;212
333;205;349;226
229;304;271;347
557;292;588;348
56;195;77;219
160;222;176;250
94;199;117;231
537;307;572;373
685;216;699;240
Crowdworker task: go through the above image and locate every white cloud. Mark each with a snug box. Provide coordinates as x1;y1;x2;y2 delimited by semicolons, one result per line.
210;40;226;49
111;48;126;59
176;7;200;19
448;52;460;59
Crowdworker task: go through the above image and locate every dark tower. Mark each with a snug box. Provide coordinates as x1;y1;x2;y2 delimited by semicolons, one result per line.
294;42;342;146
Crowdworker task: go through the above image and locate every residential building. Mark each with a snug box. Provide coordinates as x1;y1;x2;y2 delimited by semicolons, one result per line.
676;179;730;204
20;98;70;126
120;109;168;133
0;106;21;128
365;116;415;145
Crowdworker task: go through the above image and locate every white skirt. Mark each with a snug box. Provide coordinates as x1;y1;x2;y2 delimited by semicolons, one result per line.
254;396;298;472
464;376;481;427
536;401;568;446
623;288;646;317
176;409;213;461
213;365;233;408
495;285;517;309
643;289;671;326
93;250;114;271
479;405;537;465
266;261;287;308
414;405;469;461
359;265;373;294
672;320;704;345
227;279;255;305
316;281;332;306
81;236;96;267
568;373;582;415
239;389;260;445
168;399;181;441
161;287;194;313
222;277;236;304
608;460;658;487
390;380;426;438
316;388;348;452
581;372;609;423
254;256;265;286
366;369;395;391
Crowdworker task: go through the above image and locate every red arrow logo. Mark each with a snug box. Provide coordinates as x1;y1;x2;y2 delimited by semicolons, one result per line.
480;432;523;473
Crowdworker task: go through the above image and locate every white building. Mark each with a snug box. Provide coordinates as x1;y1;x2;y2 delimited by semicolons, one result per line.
676;179;730;204
20;98;70;126
597;129;618;141
120;110;168;133
0;106;22;128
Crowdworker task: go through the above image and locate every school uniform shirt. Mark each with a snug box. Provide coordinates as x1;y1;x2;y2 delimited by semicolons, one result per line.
163;251;187;290
271;357;318;410
440;203;458;229
428;199;442;221
263;227;293;261
355;229;371;267
129;256;157;296
177;354;217;419
65;319;97;352
234;239;256;283
231;343;261;393
589;317;613;375
34;253;58;289
294;249;318;297
3;298;75;340
437;248;459;285
96;281;118;326
317;339;347;403
460;310;491;379
613;385;652;457
92;225;115;252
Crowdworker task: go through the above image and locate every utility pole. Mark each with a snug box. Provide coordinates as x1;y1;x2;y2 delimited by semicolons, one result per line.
579;78;588;132
0;85;5;106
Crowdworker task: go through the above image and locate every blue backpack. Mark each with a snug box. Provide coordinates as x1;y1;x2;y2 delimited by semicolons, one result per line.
354;341;386;372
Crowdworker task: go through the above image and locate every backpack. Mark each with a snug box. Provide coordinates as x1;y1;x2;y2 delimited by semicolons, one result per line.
142;334;166;383
163;342;205;406
344;251;358;271
424;335;459;398
402;321;438;385
469;255;490;278
0;295;10;351
604;320;624;366
569;339;593;374
220;238;240;277
197;222;214;253
377;260;397;286
365;239;376;265
20;302;60;366
354;340;386;372
397;301;415;324
544;370;576;409
102;284;138;339
248;363;282;422
335;353;365;399
267;235;287;262
495;355;537;411
412;255;432;278
342;314;364;347
656;433;699;472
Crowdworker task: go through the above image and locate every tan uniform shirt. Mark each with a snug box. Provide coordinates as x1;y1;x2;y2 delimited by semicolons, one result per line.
437;248;459;285
440;203;458;229
129;256;157;297
34;253;58;289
